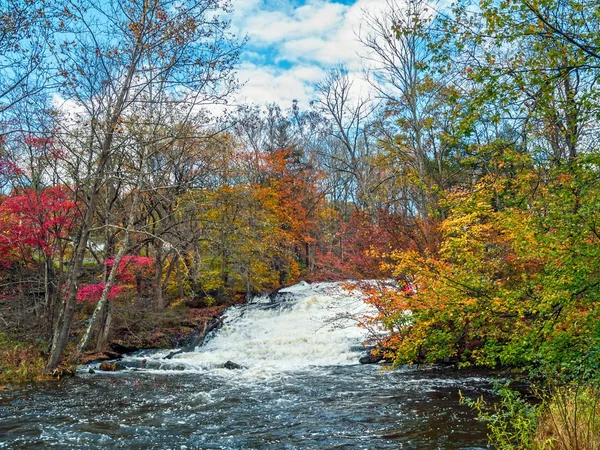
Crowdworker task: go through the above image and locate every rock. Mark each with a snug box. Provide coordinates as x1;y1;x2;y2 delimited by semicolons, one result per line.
222;360;244;370
359;351;383;364
50;365;76;379
109;342;139;355
80;351;122;365
99;362;124;372
350;345;375;353
88;368;96;374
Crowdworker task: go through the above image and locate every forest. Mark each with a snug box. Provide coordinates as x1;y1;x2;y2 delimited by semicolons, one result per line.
1;0;599;446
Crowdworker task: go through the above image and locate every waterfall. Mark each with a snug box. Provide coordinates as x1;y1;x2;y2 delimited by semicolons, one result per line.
125;281;378;374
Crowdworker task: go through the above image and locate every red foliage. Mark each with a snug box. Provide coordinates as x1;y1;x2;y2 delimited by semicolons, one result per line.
0;186;79;266
313;210;423;281
105;255;155;284
77;256;155;304
0;159;23;177
23;135;54;149
76;283;125;304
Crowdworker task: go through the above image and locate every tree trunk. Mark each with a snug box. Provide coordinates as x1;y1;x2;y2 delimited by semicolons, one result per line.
47;186;102;370
95;303;112;352
177;261;184;299
46;43;143;371
71;163;143;363
154;243;164;310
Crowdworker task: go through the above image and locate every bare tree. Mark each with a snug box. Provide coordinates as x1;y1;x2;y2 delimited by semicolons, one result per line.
360;0;443;217
315;67;379;212
47;0;242;370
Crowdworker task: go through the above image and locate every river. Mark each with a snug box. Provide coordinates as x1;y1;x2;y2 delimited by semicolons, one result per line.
0;281;492;449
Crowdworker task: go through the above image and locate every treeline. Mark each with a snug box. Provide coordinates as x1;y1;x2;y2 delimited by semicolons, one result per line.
0;0;410;371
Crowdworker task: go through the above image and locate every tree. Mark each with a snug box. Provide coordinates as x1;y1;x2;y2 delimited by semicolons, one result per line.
360;0;464;220
46;0;242;369
0;0;50;118
436;0;600;166
315;67;379;212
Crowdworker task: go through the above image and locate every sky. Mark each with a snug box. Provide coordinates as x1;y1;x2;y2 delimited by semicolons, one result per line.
229;0;388;108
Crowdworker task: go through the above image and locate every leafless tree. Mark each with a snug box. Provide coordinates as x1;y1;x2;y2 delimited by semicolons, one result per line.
315;67;379;213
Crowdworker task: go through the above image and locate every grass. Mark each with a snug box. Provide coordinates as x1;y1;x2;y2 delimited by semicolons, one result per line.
463;382;600;449
0;333;51;385
536;384;600;450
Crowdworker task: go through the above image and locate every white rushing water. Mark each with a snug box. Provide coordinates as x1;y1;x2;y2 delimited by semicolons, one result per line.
126;281;380;375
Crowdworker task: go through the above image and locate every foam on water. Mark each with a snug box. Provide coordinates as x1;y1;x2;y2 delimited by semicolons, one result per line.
124;281;378;375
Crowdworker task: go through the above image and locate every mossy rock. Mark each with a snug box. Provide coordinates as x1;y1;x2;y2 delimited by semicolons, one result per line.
98;362;124;372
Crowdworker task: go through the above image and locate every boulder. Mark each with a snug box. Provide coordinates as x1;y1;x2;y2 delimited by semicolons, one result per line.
98;362;124;372
222;360;244;370
109;342;139;355
80;351;122;365
359;351;383;364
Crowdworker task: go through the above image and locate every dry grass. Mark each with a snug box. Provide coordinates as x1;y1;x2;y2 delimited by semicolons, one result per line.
536;385;600;450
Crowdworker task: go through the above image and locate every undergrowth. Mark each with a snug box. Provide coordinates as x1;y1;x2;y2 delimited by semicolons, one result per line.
462;382;600;449
0;333;50;385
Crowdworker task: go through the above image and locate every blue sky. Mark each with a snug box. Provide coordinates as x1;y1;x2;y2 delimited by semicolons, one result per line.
229;0;386;108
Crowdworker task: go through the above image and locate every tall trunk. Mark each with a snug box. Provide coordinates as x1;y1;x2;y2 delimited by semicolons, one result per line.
177;261;184;299
47;42;144;371
305;241;310;273
95;303;112;352
96;191;114;353
43;256;56;333
563;68;579;163
71;162;144;363
162;253;178;294
154;243;164;310
47;183;102;370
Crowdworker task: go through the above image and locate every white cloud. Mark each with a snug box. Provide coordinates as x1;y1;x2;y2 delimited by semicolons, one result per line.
278;0;388;69
234;63;327;107
241;1;346;44
230;0;391;107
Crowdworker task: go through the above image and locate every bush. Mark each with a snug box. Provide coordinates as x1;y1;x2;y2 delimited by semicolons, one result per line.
461;384;540;450
463;383;600;449
0;333;48;385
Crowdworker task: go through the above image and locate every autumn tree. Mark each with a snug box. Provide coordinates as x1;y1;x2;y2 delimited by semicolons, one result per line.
358;0;600;387
360;0;467;222
0;0;51;119
434;0;600;167
46;0;241;369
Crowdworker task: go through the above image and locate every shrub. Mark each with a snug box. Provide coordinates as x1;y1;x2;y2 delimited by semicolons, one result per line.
463;383;600;449
0;333;48;384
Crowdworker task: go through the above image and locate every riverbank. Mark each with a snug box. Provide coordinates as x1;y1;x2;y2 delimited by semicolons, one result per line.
0;303;228;386
79;304;227;365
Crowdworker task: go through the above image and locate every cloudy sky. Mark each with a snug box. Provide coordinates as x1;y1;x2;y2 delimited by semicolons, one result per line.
229;0;387;108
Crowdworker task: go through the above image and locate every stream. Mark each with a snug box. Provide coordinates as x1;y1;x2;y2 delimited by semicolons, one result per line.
0;281;492;449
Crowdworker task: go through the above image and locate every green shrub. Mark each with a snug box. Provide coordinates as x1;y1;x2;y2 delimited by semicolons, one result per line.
463;382;600;449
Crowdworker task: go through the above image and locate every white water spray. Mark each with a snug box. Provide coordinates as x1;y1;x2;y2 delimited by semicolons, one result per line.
128;281;379;374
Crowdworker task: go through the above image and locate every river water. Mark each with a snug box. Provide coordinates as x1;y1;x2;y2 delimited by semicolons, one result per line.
0;282;492;449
